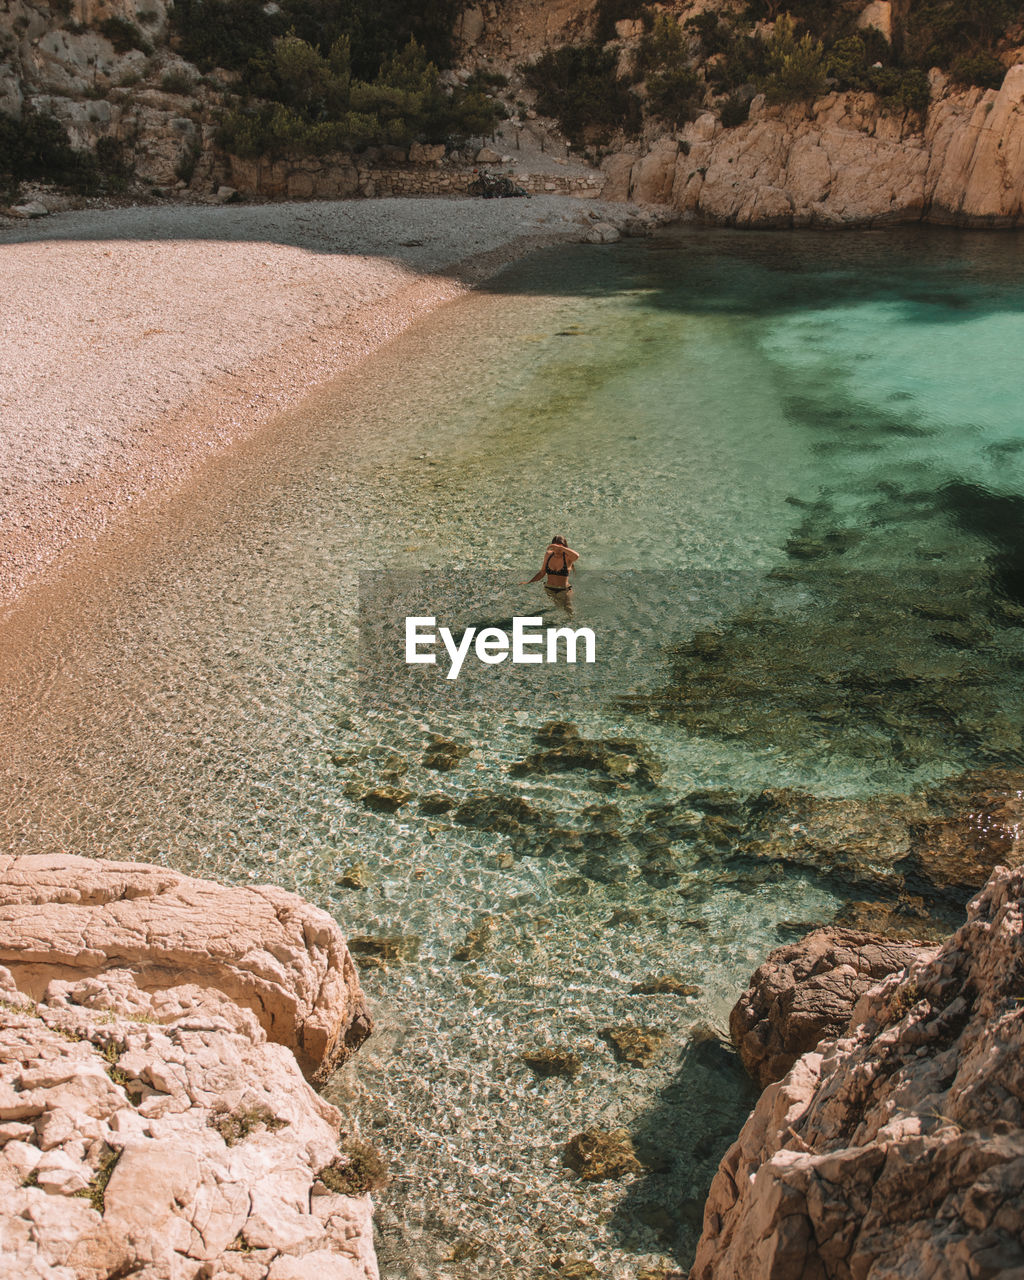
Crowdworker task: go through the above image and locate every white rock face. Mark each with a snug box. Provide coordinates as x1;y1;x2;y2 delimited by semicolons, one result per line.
0;856;379;1280
604;66;1024;227
692;866;1024;1279
0;853;372;1082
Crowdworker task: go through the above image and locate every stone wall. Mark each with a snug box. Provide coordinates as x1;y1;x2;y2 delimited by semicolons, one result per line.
227;153;605;201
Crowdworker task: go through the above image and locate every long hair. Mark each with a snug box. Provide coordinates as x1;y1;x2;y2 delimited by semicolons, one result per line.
551;535;567;546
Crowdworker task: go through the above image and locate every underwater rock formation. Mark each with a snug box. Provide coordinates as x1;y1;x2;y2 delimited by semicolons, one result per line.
692;865;1024;1279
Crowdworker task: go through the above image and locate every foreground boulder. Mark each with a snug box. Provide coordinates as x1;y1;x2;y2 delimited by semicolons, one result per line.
0;854;372;1082
692;866;1024;1279
0;854;378;1280
730;927;933;1087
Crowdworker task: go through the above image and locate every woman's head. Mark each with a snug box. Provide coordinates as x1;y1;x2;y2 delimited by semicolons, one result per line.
551;535;567;546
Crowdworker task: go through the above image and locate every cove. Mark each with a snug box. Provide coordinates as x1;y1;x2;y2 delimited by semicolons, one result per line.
1;226;1023;1278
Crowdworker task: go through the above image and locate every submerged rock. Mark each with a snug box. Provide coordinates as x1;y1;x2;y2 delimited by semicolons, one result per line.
347;934;420;967
453;792;548;833
361;786;412;813
512;733;663;787
521;1047;583;1079
422;734;471;772
419;792;456;814
630;976;699;996
601;1023;668;1068
694;867;1024;1279
564;1127;643;1180
452;916;499;961
730;926;931;1088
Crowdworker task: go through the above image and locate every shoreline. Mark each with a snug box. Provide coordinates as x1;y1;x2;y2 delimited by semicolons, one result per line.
0;195;638;615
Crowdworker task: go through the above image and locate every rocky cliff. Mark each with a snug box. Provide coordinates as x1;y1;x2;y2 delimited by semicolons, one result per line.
605;66;1024;227
0;0;223;190
5;0;1024;227
691;865;1024;1279
0;854;378;1280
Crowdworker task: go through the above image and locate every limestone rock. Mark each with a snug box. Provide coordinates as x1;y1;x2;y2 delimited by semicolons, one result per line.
409;141;446;165
9;200;50;218
475;146;502;164
730;926;932;1087
694;866;1024;1279
629;139;678;204
0;853;372;1082
0;961;378;1280
857;0;893;42
599;152;634;201
583;220;621;243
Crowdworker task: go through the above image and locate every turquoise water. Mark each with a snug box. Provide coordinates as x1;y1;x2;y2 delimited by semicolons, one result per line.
1;227;1023;1278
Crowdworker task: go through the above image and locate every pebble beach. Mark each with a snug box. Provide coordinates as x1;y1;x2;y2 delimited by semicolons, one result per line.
0;194;631;610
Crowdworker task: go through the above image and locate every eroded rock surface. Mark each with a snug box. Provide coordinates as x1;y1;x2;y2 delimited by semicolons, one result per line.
0;855;378;1279
0;965;378;1280
693;866;1024;1279
0;854;372;1082
610;67;1024;227
730;927;933;1087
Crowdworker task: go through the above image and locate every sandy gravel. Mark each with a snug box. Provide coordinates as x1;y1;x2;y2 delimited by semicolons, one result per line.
0;195;630;609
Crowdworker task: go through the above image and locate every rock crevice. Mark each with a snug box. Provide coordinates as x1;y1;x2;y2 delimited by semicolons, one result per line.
693;866;1024;1279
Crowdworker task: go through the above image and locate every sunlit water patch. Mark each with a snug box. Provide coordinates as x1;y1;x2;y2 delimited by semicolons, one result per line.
1;227;1023;1278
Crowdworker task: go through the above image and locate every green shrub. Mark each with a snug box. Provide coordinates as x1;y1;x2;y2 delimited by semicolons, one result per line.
219;34;501;157
704;29;769;94
646;64;701;124
170;0;467;81
522;42;641;144
0;108;98;192
719;91;752;126
762;15;827;103
99;16;152;54
161;69;196;94
950;51;1006;88
638;11;688;73
868;65;931;113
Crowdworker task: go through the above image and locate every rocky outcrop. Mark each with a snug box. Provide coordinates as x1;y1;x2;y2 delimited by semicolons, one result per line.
0;854;372;1082
0;855;378;1280
0;0;223;188
730;928;933;1088
692;866;1024;1279
610;64;1024;227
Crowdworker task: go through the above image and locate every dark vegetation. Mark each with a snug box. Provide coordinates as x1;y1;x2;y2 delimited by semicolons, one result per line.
170;0;503;156
522;0;1022;145
0;108;133;196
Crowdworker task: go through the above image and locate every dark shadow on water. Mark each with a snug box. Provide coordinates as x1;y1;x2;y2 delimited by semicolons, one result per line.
940;483;1024;606
5;208;1024;324
611;1030;759;1270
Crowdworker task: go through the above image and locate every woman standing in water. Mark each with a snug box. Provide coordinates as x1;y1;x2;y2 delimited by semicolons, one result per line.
521;535;579;609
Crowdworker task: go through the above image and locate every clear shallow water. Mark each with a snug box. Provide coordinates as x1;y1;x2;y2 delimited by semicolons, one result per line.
1;227;1023;1277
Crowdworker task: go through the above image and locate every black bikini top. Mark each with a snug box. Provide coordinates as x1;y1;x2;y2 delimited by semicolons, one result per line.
545;549;570;576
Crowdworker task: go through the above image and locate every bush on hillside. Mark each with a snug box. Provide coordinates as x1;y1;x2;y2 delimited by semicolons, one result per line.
949;51;1007;88
218;33;502;156
762;14;828;103
522;43;641;145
